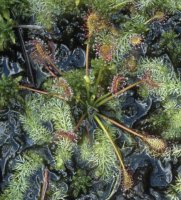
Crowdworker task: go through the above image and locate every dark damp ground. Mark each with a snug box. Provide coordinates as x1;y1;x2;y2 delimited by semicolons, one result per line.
0;10;181;200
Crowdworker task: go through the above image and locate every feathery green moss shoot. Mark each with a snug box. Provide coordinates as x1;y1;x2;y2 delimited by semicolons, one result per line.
93;129;119;180
136;57;181;100
20;91;76;170
54;138;75;170
166;176;181;200
0;151;43;200
20;94;52;144
143;99;181;141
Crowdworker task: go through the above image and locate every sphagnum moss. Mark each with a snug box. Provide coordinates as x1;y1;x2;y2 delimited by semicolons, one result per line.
0;151;43;200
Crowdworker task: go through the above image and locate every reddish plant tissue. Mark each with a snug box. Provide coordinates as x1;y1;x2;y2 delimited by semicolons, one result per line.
98;44;113;62
110;75;127;95
54;130;77;142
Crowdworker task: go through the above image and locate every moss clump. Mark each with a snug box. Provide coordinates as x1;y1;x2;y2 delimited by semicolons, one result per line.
136;57;181;100
27;0;79;29
0;151;43;200
0;74;22;109
166;176;181;200
20;89;76;170
80;129;119;180
70;169;92;198
54;138;75;170
20;94;52;144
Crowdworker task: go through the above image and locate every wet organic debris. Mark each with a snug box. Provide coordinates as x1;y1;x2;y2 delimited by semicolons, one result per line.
0;1;181;200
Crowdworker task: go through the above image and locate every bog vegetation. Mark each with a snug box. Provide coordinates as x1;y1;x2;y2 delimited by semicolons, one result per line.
0;0;180;199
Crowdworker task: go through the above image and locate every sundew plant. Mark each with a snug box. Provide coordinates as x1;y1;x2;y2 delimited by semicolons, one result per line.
0;0;181;200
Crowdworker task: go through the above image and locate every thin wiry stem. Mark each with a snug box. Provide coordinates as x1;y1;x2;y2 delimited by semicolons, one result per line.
44;65;57;77
17;26;35;85
47;59;64;76
144;12;165;24
19;85;66;101
86;42;90;77
94;115;133;190
94;115;125;170
99;114;166;152
98;114;144;139
40;167;49;200
95;80;144;107
111;0;131;10
74;113;87;132
93;92;111;106
19;85;49;95
94;67;103;98
85;40;91;100
18;25;44;30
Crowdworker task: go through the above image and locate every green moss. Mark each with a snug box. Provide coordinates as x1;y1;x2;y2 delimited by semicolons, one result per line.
70;169;92;198
20;83;75;144
80;127;119;181
20;94;52;144
166;176;181;200
164;145;181;159
93;129;119;180
0;12;15;51
160;31;181;67
0;75;22;109
80;129;119;180
137;0;181;14
162;109;181;140
0;0;29;50
0;151;43;200
42;98;74;132
123;14;148;34
136;57;181;100
80;137;96;165
27;0;79;29
54;138;75;170
86;0;132;17
64;69;86;102
142;99;181;141
47;181;68;200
